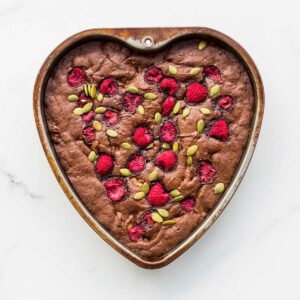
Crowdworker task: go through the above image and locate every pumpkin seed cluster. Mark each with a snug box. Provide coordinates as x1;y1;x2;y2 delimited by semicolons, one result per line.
66;40;234;242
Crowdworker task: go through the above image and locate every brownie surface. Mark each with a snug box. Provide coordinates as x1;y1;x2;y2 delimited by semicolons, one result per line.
44;39;254;259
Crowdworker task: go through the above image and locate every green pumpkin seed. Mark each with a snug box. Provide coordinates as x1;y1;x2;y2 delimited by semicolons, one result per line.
84;84;89;96
162;143;170;149
199;107;212;115
172;141;179;153
213;183;225;194
155;112;162;124
187;156;193;166
189;67;201;76
170;189;180;198
68;94;79;102
82;102;93;113
198;40;207;50
146;142;154;150
182;107;190;118
127;86;139;94
173;102;181;114
120;168;132;177
173;195;184;202
142;182;150;194
197;119;205;133
169;65;178;75
93;120;102;132
157;208;169;218
73;107;84;116
187;145;198;156
134;191;145;200
106;129;118;137
137;105;145;115
210;84;221;97
149;171;158;181
90;85;97;98
121;142;132;150
95;107;106;114
97;93;104;101
163;220;176;226
144;92;157;100
151;212;163;223
88;151;96;162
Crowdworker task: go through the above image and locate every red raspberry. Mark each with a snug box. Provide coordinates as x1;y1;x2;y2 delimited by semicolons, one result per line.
186;82;207;104
208;119;229;141
123;92;143;113
96;154;114;177
81;110;95;123
128;155;145;173
99;78;117;96
148;183;170;207
103;110;120;125
103;177;121;188
67;67;85;87
133;126;153;148
159;78;178;96
156;150;177;172
181;198;195;213
129;225;143;242
203;65;223;83
145;67;163;83
104;178;126;202
217;95;234;111
199;161;216;184
82;125;96;141
160;121;177;143
162;96;176;116
143;213;155;226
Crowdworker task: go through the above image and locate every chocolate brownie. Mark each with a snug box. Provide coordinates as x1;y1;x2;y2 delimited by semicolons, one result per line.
44;38;254;259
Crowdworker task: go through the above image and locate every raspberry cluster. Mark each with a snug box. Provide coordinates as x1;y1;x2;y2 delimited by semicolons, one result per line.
67;56;234;242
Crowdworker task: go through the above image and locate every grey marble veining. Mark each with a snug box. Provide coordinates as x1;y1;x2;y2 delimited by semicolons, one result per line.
0;168;42;200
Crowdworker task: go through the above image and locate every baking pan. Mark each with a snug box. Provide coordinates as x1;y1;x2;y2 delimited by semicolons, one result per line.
33;27;264;269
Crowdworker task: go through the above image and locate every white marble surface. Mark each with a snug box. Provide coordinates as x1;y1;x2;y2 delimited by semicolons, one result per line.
0;0;299;299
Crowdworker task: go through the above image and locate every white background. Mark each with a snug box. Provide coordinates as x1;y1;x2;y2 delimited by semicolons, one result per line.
0;0;299;299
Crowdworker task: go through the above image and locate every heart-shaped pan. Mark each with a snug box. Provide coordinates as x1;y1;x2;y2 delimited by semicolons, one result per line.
33;27;264;269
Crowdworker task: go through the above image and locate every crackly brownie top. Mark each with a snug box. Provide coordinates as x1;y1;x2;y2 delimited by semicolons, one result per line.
44;38;254;259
